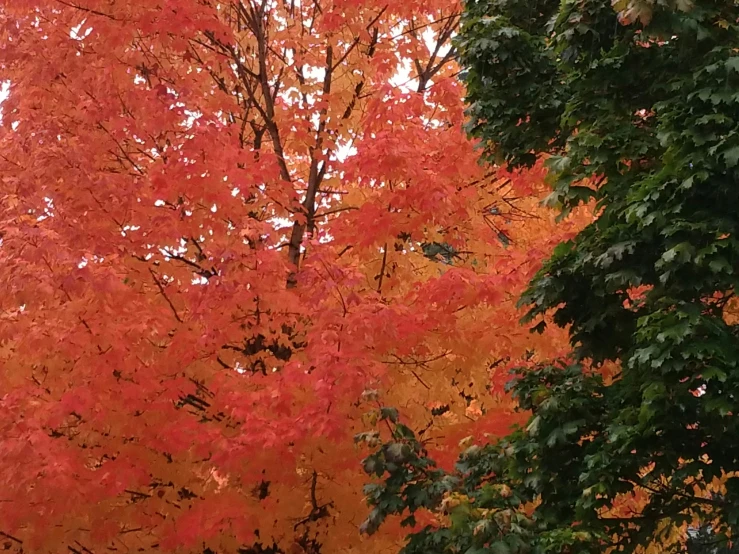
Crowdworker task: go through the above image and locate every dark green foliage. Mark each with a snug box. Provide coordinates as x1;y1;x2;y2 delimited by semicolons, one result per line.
422;242;460;264
360;1;739;553
354;411;459;536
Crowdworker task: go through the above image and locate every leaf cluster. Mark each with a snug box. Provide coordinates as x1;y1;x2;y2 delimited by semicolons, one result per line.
362;1;739;553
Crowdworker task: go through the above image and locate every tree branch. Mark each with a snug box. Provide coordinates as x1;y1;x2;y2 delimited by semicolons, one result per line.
148;268;183;323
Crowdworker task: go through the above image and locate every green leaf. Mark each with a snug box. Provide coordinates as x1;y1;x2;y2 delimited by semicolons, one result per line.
489;541;511;554
380;407;399;423
725;57;739;73
722;145;739;167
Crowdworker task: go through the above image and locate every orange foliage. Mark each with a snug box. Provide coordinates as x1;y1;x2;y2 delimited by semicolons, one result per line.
0;1;590;552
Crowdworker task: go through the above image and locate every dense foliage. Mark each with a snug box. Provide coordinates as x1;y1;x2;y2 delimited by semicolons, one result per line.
0;1;581;552
361;1;739;553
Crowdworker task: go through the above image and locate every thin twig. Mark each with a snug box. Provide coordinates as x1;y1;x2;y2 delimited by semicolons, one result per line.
377;244;388;294
0;531;22;544
315;206;358;218
148;268;183;323
55;0;118;19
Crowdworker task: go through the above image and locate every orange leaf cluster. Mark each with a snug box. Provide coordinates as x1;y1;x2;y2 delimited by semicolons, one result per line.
0;1;591;552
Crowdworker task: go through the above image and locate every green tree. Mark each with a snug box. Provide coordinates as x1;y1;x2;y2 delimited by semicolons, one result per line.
360;1;739;552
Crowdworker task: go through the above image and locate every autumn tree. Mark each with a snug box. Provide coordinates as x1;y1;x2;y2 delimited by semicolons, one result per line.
0;1;576;552
360;1;739;553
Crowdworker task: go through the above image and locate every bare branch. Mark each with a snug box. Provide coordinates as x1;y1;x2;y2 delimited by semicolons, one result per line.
55;0;118;20
148;268;183;323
